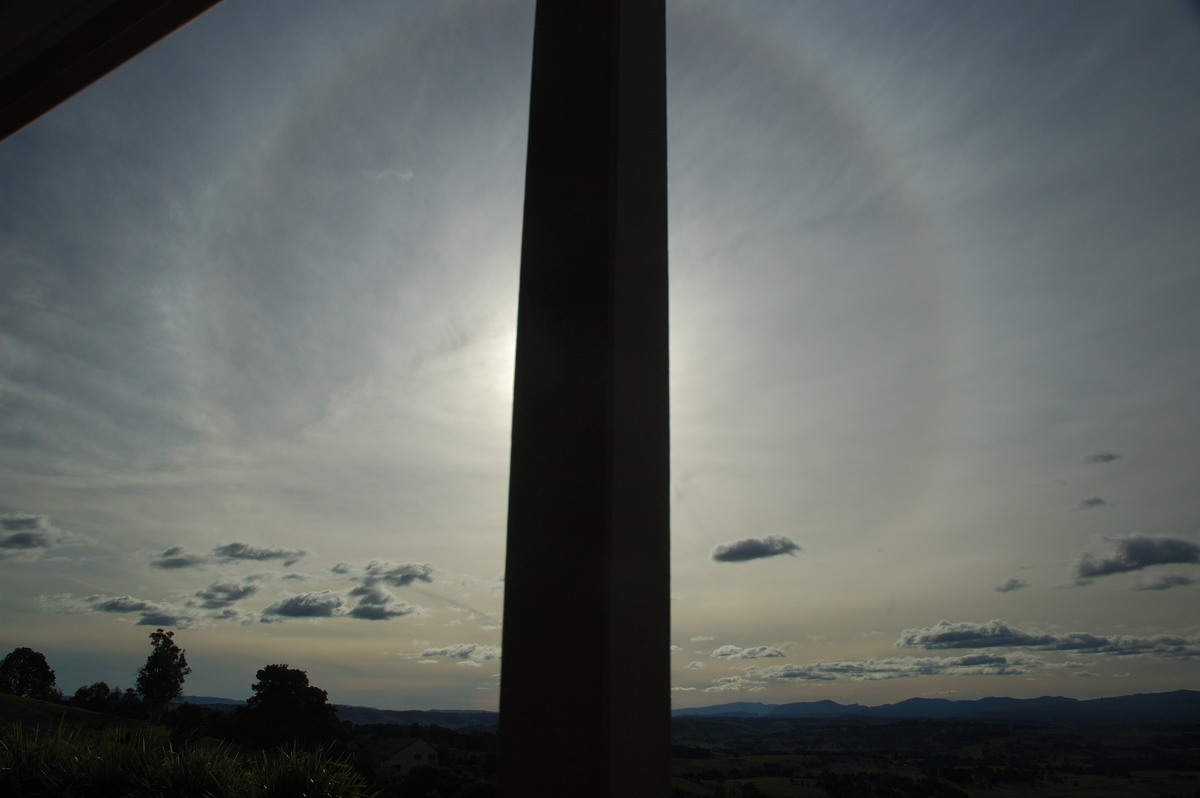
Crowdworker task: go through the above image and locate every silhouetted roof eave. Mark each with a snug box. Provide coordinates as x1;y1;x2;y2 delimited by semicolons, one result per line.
0;0;223;141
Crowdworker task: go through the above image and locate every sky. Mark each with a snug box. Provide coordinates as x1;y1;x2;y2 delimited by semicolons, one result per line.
1;0;1199;712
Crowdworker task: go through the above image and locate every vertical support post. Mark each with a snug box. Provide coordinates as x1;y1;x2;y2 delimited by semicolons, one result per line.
498;2;668;796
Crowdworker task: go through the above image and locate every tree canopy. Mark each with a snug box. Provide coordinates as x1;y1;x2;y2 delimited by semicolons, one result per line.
240;663;341;749
135;629;191;713
0;647;57;700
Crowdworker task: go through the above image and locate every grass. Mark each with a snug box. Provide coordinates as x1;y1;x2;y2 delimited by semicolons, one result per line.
0;721;373;797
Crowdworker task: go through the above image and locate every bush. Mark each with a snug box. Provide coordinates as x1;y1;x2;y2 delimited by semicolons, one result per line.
0;721;372;797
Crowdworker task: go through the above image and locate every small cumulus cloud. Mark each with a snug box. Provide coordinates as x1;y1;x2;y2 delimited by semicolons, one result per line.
361;560;437;587
150;545;209;569
0;513;68;559
191;580;260;609
1071;535;1199;583
993;578;1028;593
152;542;307;569
735;653;1037;685
898;620;1063;650
704;675;767;693
686;661;705;670
1083;450;1121;464
417;643;501;662
213;542;307;567
701;654;1043;690
1076;497;1108;510
336;560;438;587
1130;573;1196;591
712;644;787;659
330;560;438;620
711;535;800;563
897;619;1200;657
48;593;203;628
346;585;426;620
261;590;343;619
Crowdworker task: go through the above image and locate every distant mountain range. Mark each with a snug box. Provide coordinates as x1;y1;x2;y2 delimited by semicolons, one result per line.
671;689;1200;725
177;689;1198;728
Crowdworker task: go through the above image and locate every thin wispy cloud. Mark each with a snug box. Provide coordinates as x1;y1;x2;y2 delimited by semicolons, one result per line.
1130;573;1196;591
711;535;800;563
1076;497;1108;510
993;578;1028;593
1083;450;1121;464
364;167;414;182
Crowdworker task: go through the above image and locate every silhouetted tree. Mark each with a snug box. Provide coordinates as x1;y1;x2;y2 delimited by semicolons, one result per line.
239;663;340;749
70;681;147;716
115;685;145;718
0;647;58;700
135;628;191;717
71;680;116;712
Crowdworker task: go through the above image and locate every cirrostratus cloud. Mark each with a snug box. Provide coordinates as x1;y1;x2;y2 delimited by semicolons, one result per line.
711;535;800;563
1070;534;1199;584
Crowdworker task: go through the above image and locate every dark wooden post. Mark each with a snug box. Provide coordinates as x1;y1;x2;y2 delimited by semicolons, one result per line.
498;1;669;795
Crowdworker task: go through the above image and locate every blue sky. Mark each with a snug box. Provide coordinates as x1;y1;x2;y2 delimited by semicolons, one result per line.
2;0;1198;711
